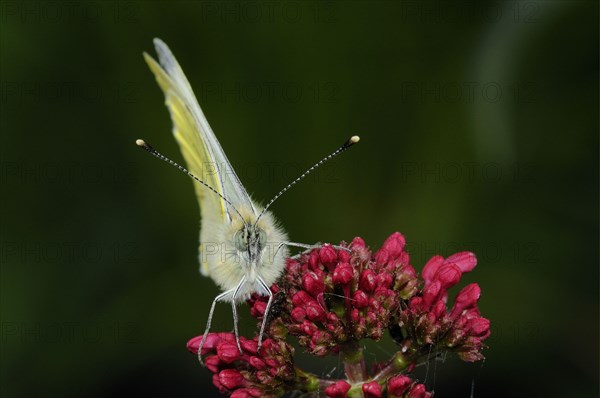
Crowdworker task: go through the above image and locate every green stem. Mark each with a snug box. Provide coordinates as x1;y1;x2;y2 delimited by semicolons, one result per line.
295;367;336;392
373;340;417;382
341;341;368;383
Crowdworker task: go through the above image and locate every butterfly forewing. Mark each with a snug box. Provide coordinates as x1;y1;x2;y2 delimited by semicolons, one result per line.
144;39;257;276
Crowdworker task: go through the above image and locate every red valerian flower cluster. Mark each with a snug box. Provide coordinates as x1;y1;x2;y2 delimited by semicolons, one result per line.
187;233;490;398
187;333;295;398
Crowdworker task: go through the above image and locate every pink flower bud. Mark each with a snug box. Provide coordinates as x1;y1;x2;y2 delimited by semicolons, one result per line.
305;301;327;321
291;307;306;322
333;262;354;285
293;291;314;307
187;334;221;355
387;375;412;397
308;251;320;270
240;338;258;355
445;251;477;273
338;248;351;262
376;271;393;288
451;283;481;318
409;296;423;311
422;255;444;284
212;373;225;393
432;299;446;319
251;300;267;317
218;368;244;389
381;232;406;259
407;383;429;398
248;356;267;370
359;269;377;292
319;245;338;267
300;320;318;336
350;308;361;322
362;380;382;398
303;272;325;296
434;264;462;290
325;380;352;398
353;290;369;308
350;237;366;249
217;341;242;363
468;317;491;339
205;355;222;373
231;388;261;398
186;335;202;354
423;280;442;308
374;249;389;266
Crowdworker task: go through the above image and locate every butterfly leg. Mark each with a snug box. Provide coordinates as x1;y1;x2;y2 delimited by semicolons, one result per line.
231;276;247;354
277;241;352;259
256;275;274;353
197;288;234;365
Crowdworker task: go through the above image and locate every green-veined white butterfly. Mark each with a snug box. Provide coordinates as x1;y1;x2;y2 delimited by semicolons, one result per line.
137;38;359;362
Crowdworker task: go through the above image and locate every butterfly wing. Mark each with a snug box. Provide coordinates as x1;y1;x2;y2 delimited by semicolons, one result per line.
144;38;254;275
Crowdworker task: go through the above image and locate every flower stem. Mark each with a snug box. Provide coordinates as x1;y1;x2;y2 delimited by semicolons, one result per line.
341;341;368;383
373;341;417;382
295;367;336;391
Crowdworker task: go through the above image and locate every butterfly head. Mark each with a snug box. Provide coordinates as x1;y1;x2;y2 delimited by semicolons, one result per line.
233;223;268;264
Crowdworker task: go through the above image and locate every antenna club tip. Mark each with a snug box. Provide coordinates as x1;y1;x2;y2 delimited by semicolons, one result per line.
344;135;360;147
135;139;146;147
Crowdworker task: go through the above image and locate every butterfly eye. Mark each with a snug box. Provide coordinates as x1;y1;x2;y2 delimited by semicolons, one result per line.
257;229;267;247
233;230;247;251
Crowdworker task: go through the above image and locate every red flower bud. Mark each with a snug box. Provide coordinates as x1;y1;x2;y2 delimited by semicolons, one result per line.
451;283;481;318
231;388;262;398
359;269;377;292
350;237;366;249
325;380;351;398
248;356;267;370
308;251;320;270
187;334;221;355
423;280;442;308
291;307;306;322
353;290;369;308
338;248;351;262
240;338;258;355
205;355;222;373
445;251;477;273
407;383;431;398
468;317;491;339
380;232;406;259
422;255;444;284
434;263;462;290
374;249;389;266
186;335;202;355
376;271;393;288
251;300;267;317
217;341;242;363
319;245;338;267
387;375;412;397
293;291;314;307
300;320;318;336
303;272;325;296
305;301;327;321
362;380;382;398
218;368;244;389
333;262;354;285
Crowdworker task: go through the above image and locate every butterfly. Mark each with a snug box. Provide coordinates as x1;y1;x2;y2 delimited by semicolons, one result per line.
137;38;359;362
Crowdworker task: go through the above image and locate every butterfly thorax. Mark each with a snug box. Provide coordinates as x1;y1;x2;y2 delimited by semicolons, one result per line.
202;204;289;301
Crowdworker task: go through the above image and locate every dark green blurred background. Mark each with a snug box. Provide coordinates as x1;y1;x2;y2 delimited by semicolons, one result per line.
1;1;598;397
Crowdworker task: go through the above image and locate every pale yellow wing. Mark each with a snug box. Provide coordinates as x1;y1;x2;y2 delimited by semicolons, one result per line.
144;38;254;275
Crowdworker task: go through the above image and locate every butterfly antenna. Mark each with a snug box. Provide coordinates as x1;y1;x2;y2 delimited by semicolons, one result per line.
136;139;248;227
255;135;360;224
